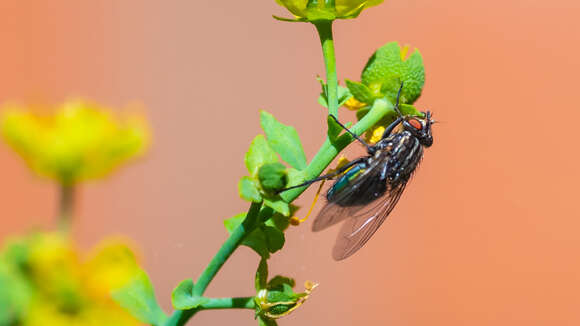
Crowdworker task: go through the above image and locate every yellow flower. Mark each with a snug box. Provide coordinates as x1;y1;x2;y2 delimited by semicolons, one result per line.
366;125;385;144
0;232;142;326
343;96;367;111
275;0;383;21
1;99;149;185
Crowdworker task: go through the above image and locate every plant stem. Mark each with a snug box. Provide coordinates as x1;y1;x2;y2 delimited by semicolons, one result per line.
315;20;338;118
58;183;75;232
164;202;263;326
197;297;255;310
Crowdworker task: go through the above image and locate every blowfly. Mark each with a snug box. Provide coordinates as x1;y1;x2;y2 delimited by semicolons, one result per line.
281;84;435;260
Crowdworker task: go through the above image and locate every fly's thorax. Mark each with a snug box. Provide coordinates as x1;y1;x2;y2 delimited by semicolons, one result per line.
386;132;423;184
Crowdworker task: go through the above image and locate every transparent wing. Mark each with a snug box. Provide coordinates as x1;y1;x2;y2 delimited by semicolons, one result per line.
332;182;407;260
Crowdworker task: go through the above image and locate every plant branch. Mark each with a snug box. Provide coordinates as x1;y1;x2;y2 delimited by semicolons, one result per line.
164;202;264;326
197;297;255;310
315;20;338;118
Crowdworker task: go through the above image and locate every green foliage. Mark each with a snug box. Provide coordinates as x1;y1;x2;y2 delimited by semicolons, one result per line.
241;122;301;216
260;111;307;170
224;213;286;259
111;269;167;326
239;176;263;202
345;79;375;104
258;315;279;326
171;279;209;310
255;258;269;291
317;78;352;109
258;163;288;194
359;42;425;105
245;135;279;177
0;260;31;326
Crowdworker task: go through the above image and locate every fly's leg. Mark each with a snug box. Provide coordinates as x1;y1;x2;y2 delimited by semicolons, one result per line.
381;117;403;139
380;82;406;139
328;114;377;154
278;157;367;193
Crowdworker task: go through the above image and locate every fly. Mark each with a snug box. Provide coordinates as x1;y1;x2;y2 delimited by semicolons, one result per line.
281;84;435;260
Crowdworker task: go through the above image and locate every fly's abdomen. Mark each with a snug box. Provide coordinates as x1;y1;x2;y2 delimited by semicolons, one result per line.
327;164;365;200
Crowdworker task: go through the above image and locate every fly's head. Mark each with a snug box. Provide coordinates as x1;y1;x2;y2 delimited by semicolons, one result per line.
402;110;434;147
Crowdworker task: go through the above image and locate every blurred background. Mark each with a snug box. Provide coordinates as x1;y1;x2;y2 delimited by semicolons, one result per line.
1;0;579;325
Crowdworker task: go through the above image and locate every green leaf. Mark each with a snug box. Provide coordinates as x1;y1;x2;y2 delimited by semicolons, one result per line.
171;279;210;310
263;197;290;216
258;163;288;194
345;79;375;104
255;258;268;291
224;215;285;258
265;209;292;232
327;114;342;140
263;226;285;253
258;315;279;326
317;78;352;109
260;111;307;170
224;213;246;234
245;135;279;177
267;275;296;290
239;176;262;202
111;269;167;326
0;260;31;326
361;42;425;105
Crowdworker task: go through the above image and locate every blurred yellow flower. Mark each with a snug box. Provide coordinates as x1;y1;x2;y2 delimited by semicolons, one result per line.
0;232;142;326
275;0;383;20
1;99;149;185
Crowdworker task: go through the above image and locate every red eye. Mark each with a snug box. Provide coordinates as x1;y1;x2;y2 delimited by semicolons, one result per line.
408;119;423;130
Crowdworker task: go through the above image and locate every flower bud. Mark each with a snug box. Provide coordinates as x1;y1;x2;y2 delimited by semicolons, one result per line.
258;163;288;194
275;0;384;22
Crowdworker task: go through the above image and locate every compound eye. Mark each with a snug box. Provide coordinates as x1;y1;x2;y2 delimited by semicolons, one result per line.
408;118;423;130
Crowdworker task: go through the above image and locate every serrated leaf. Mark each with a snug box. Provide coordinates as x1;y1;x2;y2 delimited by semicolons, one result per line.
263;197;290;216
111;269;167;326
239;176;262;202
361;42;425;105
171;279;209;310
245;135;279;177
345;79;375;103
260;111;307;170
255;258;268;291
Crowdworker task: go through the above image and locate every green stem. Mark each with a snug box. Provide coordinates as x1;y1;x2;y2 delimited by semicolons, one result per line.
164;202;264;326
196;297;255;310
58;183;75;232
315;20;338;118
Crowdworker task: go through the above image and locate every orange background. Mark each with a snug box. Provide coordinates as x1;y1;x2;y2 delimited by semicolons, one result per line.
1;1;579;325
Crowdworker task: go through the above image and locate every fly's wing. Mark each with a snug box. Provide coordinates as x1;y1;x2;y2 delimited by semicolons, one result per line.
312;152;390;232
332;182;406;260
